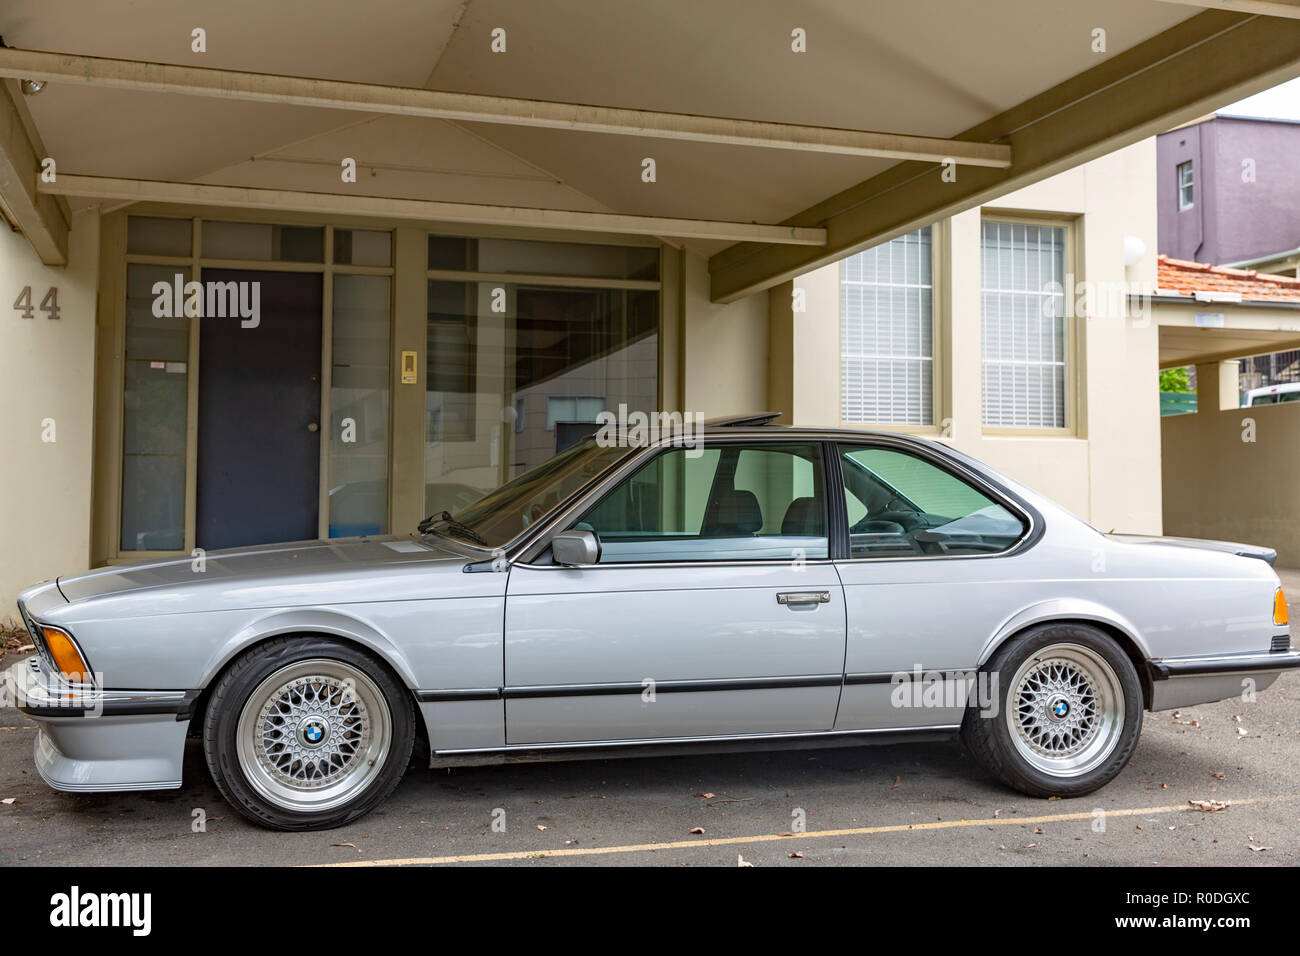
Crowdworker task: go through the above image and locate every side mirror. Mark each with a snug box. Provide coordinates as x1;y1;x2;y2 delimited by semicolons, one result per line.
552;529;601;566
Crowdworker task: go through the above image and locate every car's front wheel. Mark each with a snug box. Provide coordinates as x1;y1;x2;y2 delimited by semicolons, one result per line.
203;637;416;831
961;623;1143;798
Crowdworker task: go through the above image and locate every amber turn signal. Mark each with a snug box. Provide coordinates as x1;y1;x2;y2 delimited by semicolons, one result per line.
1274;588;1289;627
41;626;90;682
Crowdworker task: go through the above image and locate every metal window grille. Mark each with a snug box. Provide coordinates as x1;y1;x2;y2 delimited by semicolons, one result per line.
840;227;933;425
981;221;1068;428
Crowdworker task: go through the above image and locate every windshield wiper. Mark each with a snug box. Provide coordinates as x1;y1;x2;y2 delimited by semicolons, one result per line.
417;511;488;546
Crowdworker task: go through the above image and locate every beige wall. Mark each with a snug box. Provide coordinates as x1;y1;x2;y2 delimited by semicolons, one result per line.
1163;400;1300;565
680;250;769;418
0;210;100;617
773;139;1163;534
1158;313;1300;568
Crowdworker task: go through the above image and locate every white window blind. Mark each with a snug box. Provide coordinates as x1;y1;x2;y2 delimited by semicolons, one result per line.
840;227;933;425
981;221;1068;428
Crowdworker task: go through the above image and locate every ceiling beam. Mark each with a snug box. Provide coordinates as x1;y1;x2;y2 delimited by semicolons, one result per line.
0;47;1010;168
0;80;66;263
1152;0;1300;20
709;11;1300;302
37;175;829;246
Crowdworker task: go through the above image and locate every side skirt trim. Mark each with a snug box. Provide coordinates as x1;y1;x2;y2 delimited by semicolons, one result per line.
431;723;961;766
416;674;845;703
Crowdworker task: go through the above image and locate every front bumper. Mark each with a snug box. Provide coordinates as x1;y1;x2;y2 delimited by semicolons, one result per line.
3;656;195;792
1147;649;1300;711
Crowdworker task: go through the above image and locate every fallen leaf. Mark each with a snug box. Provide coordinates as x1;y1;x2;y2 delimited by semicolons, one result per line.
1189;799;1230;812
1033;826;1044;834
788;851;804;859
998;844;1007;851
536;825;548;831
689;827;705;834
1210;771;1225;779
891;776;901;789
694;792;715;799
1248;842;1271;852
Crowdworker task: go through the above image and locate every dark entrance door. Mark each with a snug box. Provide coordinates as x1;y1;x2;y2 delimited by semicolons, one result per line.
197;269;323;550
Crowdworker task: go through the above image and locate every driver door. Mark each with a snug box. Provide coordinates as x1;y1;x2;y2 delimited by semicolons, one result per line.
503;441;846;745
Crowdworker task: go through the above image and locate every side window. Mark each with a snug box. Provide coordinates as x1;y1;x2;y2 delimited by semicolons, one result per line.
575;443;828;563
839;444;1025;558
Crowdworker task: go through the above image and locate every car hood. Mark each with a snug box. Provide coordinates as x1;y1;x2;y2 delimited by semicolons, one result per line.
1106;533;1277;566
55;535;472;608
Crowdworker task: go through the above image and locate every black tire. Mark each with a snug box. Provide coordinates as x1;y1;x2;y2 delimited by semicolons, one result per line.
960;622;1143;798
203;636;416;831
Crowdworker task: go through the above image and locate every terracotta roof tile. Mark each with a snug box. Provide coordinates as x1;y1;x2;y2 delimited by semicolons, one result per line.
1157;254;1300;302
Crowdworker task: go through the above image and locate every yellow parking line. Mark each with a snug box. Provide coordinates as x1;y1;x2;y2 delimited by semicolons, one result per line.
312;796;1282;867
0;726;34;731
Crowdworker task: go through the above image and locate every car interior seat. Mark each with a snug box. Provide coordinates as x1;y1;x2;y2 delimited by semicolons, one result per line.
701;489;763;537
780;496;824;536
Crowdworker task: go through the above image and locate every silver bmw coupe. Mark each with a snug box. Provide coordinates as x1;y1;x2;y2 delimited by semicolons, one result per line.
7;418;1298;830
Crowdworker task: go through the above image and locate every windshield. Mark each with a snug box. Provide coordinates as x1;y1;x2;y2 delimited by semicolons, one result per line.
423;438;631;548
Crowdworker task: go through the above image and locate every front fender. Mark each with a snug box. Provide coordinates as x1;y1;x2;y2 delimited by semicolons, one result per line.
199;607;420;690
978;598;1151;667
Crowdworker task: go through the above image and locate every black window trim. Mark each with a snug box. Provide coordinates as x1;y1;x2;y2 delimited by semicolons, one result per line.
516;437;837;569
826;437;1041;564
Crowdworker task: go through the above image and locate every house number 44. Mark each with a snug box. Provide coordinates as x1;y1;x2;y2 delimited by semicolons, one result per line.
13;286;60;320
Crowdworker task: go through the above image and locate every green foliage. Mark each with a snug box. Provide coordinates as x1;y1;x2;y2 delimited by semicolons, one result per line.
1159;366;1193;393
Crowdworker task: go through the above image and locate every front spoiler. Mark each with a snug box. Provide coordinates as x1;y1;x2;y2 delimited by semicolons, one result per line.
4;656;192;793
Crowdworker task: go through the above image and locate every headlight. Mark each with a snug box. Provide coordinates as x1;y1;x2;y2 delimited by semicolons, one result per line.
39;625;92;683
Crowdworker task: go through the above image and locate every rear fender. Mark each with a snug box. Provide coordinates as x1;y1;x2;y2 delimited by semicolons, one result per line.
978;599;1150;668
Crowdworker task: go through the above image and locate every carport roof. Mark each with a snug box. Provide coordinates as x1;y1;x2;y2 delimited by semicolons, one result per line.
1;2;1300;301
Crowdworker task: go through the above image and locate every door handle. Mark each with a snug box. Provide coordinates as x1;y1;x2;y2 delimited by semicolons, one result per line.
776;591;830;606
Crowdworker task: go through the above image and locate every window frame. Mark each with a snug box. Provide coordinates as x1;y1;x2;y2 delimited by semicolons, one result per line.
837;225;945;434
826;439;1040;564
979;213;1081;437
515;434;1039;568
1177;160;1195;211
517;438;837;568
110;214;397;560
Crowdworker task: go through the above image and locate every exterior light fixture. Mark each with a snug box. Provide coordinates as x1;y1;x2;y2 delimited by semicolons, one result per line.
1123;235;1146;268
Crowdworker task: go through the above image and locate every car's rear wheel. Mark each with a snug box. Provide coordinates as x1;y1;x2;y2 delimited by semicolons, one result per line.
961;623;1142;798
203;637;415;831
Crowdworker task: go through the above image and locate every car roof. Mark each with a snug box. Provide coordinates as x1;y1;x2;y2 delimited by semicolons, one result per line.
695;424;935;441
595;411;944;447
